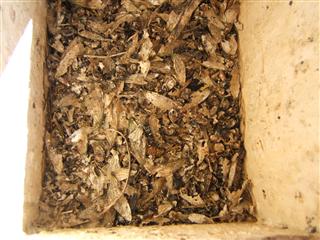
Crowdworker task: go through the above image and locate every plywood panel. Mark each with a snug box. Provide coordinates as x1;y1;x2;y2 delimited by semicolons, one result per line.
239;0;319;232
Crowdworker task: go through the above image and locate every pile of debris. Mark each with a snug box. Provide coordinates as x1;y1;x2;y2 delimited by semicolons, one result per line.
39;0;255;228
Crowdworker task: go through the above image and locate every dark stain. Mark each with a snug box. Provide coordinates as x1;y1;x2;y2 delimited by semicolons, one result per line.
277;116;281;120
266;5;269;9
262;189;267;199
299;119;307;126
289;0;293;6
274;102;281;111
307;226;317;233
294;191;303;202
32;102;36;109
258;139;264;151
295;61;309;74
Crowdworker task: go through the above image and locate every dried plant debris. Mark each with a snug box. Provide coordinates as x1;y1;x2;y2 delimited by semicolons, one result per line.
39;0;255;229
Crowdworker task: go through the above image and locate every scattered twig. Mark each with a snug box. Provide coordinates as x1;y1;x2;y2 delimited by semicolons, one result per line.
83;52;126;59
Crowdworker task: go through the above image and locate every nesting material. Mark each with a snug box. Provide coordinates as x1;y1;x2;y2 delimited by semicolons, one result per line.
39;0;255;229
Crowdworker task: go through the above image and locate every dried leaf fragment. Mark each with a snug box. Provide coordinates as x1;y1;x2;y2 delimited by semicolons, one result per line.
200;69;213;87
125;74;148;85
227;180;249;208
230;65;240;98
51;38;64;53
120;33;139;63
122;0;140;13
147;0;166;5
169;0;202;41
128;120;146;165
228;153;239;188
88;167;106;196
155;160;184;177
197;140;209;165
67;0;107;9
139;31;153;61
70;127;92;154
172;54;186;85
214;143;225;152
139;31;153;76
149;115;164;144
140;61;151;77
188;213;213;224
57;93;81;108
145;91;179;111
221;158;230;182
221;35;238;55
203;5;224;28
202;56;225;70
180;190;205;207
168;211;188;222
115;195;132;222
104;100;121;146
56;38;84;78
78;30;106;41
225;2;240;24
107;176;132;221
167;11;179;32
156;202;173;217
183;88;211;109
48;150;64;174
158;39;184;57
202;34;217;56
85;86;104;127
